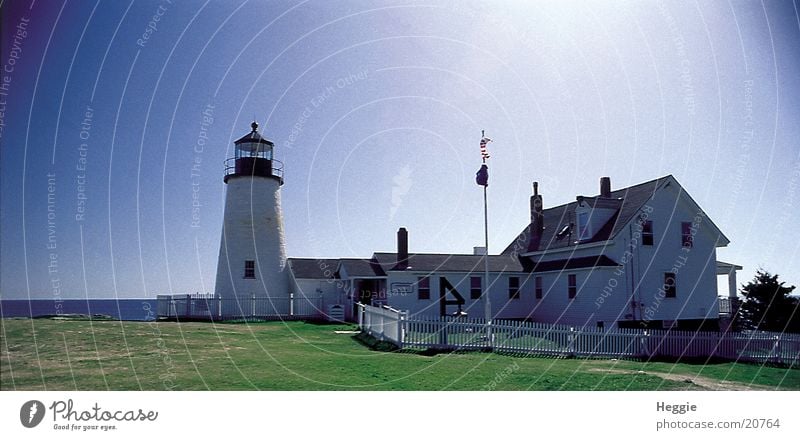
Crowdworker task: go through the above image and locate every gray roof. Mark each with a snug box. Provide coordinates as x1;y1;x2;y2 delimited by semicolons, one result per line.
234;122;274;145
287;258;339;279
502;175;672;255
338;258;387;277
289;175;721;278
372;252;525;274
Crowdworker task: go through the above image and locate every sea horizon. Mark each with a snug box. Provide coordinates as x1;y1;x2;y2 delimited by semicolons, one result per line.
0;299;158;321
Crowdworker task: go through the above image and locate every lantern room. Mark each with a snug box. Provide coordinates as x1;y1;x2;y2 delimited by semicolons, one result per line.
224;121;284;184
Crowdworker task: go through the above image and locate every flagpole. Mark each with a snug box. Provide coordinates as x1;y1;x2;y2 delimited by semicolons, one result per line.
481;130;492;348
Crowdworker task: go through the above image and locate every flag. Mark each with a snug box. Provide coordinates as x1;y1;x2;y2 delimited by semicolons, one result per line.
476;164;488;187
480;137;491;160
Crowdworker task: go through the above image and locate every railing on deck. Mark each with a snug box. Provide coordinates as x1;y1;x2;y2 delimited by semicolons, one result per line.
157;293;323;321
718;296;731;315
357;304;800;365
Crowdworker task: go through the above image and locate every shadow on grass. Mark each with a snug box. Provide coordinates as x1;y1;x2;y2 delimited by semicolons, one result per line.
351;332;400;352
160;317;357;328
32;314;116;321
350;332;798;371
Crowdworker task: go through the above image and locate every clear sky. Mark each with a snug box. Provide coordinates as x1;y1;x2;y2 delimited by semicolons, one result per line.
1;0;798;299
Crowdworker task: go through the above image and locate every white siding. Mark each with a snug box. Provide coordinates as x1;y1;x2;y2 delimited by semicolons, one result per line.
316;178;725;327
628;184;721;323
383;271;535;319
530;267;627;328
523;179;722;328
214;177;289;310
291;278;343;309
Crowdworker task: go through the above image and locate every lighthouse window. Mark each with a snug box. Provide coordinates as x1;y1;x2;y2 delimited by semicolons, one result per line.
244;260;256;279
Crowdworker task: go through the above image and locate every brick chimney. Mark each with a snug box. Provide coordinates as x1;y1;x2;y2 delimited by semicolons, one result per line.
528;182;544;252
600;176;611;198
397;227;409;269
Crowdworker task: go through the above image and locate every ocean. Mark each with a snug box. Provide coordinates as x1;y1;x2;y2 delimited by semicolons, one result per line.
0;299;158;321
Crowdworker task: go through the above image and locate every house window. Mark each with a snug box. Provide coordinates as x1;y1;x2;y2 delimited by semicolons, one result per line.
470;276;482;299
664;272;676;298
418;277;430;300
568;274;577;299
535;276;543;299
578;211;591;240
244;260;255;279
642;220;654;246
681;222;693;248
508;277;520;299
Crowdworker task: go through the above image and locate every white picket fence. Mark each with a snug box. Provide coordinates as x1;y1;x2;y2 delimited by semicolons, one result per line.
157;294;324;320
357;304;800;365
358;303;408;346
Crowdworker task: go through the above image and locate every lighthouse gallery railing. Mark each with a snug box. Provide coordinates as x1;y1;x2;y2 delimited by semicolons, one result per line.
223;157;283;180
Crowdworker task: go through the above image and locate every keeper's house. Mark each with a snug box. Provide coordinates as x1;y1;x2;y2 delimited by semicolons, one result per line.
288;175;740;331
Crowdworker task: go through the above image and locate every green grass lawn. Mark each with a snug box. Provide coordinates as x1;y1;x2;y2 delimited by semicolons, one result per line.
1;318;797;391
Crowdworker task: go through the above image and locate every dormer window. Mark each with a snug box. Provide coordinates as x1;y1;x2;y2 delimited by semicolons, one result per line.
578;211;591;240
574;192;620;243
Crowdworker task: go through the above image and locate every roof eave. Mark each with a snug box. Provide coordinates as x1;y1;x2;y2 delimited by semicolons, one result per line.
521;240;615;257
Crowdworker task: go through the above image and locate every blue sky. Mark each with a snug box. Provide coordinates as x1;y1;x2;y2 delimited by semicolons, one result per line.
1;0;798;299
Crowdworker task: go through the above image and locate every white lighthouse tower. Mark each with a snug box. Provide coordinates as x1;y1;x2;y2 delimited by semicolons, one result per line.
214;121;289;316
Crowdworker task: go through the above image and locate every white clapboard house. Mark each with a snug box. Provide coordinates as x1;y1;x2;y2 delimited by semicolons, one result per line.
206;124;738;330
287;175;740;331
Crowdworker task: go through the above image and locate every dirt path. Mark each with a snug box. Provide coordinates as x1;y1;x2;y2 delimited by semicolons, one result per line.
586;368;769;391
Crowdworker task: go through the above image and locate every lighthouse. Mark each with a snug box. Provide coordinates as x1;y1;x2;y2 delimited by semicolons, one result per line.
214;121;289;316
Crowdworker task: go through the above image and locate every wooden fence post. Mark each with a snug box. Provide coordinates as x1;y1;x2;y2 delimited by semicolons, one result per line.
439;317;448;347
399;311;407;348
378;309;385;341
639;330;649;358
488;318;494;350
568;327;576;357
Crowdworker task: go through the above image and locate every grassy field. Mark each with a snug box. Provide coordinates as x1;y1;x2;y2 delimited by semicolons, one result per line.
1;318;797;391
